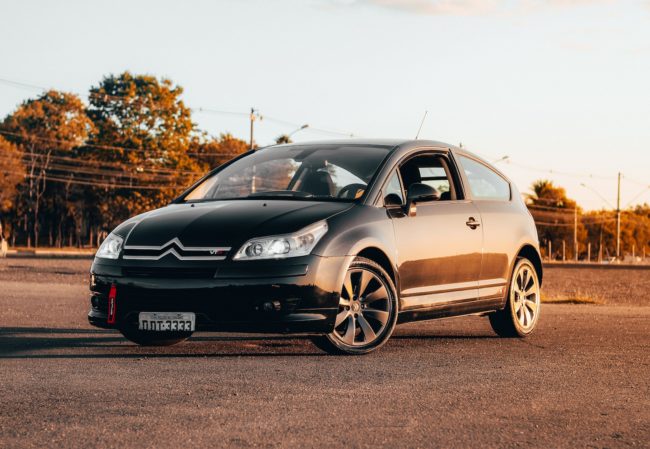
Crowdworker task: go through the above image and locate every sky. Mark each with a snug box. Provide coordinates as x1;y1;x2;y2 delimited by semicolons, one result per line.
1;0;649;210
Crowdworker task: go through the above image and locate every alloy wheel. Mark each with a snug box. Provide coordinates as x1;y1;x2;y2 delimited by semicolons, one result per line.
511;262;540;330
331;268;393;347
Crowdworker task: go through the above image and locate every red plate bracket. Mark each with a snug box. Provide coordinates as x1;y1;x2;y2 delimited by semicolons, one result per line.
107;284;117;324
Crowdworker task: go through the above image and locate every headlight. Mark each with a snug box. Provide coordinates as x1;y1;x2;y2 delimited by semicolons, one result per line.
233;221;328;260
96;233;124;260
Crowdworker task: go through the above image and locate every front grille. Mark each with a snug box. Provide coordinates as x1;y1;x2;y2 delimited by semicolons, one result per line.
122;267;217;279
122;238;230;261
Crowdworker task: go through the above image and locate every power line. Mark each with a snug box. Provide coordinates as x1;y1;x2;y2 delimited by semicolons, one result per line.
527;204;576;212
0;130;244;158
0;78;48;92
0;152;204;178
0;157;202;184
191;107;249;117
504;159;617;181
22;172;185;190
534;218;617;227
262;115;354;137
1;130;153;153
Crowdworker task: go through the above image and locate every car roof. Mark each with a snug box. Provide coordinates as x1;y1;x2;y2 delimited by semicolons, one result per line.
264;139;511;183
266;138;461;152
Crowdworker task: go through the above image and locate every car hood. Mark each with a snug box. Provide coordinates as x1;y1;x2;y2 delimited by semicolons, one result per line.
121;200;352;248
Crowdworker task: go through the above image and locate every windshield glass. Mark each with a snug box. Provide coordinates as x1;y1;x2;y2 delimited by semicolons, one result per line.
183;144;392;202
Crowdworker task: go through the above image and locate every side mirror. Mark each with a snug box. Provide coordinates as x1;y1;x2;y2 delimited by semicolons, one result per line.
405;183;440;216
384;193;403;208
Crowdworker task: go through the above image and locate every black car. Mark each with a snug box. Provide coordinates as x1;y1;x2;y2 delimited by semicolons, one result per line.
89;139;542;354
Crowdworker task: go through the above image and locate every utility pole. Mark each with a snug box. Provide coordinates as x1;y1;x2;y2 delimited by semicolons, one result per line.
616;172;622;261
249;108;261;150
574;208;578;261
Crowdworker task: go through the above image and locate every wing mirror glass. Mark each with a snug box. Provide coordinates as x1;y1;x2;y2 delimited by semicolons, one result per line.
405;183;440;216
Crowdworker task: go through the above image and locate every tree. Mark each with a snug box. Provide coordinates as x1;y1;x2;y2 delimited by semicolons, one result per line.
526;180;586;260
275;134;292;144
582;205;650;261
189;133;249;170
86;72;203;228
1;90;93;247
528;180;577;209
0;136;24;238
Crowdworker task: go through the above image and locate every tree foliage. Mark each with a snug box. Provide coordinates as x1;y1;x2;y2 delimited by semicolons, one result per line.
85;72;203;226
581;205;650;260
528;180;577;209
275;134;292;144
189;133;249;170
0;136;24;214
1;90;94;246
527;180;649;261
0;74;251;247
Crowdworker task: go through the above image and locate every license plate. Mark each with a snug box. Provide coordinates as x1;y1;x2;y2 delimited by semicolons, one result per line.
138;312;195;332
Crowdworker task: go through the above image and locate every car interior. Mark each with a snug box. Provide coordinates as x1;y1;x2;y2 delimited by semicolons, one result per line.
291;163;368;199
399;155;457;201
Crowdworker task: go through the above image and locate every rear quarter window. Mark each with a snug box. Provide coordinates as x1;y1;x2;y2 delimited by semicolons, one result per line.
458;156;511;201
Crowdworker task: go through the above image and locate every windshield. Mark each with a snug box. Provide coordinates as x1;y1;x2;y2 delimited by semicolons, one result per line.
183;144;392;202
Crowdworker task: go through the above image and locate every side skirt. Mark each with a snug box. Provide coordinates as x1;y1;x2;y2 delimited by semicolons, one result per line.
397;297;504;324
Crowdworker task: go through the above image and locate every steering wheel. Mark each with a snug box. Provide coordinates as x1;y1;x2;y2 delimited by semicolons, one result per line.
337;183;367;199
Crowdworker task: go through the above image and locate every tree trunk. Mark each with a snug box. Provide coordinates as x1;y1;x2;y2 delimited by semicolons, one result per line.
56;221;62;248
33;202;39;248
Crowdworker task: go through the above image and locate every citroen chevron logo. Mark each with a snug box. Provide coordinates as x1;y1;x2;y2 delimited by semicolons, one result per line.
123;238;231;261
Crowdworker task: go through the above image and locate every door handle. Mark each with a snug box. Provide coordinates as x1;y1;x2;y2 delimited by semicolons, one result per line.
466;217;481;230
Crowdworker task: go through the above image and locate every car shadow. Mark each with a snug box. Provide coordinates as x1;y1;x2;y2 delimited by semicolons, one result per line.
0;327;325;359
0;326;499;359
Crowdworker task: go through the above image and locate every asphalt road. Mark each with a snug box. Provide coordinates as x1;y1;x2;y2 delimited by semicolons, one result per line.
1;260;649;448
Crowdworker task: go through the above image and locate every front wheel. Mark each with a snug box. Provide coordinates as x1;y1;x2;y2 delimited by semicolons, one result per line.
311;257;399;355
489;258;541;337
119;326;192;346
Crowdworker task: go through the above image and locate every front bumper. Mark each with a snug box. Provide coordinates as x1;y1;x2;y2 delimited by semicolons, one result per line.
88;254;350;334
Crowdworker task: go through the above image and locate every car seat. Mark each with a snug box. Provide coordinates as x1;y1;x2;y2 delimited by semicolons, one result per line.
300;169;335;197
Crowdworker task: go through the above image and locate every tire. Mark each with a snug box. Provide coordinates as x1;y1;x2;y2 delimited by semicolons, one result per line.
489;258;541;337
119;326;192;346
311;257;399;355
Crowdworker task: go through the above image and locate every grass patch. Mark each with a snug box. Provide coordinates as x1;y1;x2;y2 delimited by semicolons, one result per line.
541;294;603;305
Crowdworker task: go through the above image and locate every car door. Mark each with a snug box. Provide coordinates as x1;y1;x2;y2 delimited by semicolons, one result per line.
385;151;483;310
456;154;514;301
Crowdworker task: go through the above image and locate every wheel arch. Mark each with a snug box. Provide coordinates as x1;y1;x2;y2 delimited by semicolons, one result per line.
356;247;398;287
517;244;543;287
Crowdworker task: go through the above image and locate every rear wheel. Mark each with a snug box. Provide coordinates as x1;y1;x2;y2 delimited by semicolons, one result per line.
311;257;398;355
489;258;541;337
119;326;192;346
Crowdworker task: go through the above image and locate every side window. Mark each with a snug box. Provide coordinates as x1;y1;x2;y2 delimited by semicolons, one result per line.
398;154;456;201
418;166;450;193
384;171;404;204
458;156;511;201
